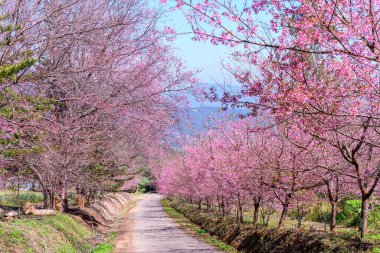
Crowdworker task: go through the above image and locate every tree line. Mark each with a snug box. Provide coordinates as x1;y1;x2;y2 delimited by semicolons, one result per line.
0;0;193;210
158;0;380;240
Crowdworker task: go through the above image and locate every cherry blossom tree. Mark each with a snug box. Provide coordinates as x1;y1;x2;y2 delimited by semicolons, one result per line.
0;0;195;209
161;0;380;238
157;118;324;227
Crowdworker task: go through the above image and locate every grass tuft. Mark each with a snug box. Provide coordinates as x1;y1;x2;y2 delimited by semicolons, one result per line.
91;243;114;253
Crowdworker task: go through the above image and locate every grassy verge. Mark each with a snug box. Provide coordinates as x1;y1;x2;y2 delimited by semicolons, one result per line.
91;243;113;253
161;198;239;253
0;213;93;253
0;190;44;207
90;232;119;253
0;192;142;253
165;199;380;253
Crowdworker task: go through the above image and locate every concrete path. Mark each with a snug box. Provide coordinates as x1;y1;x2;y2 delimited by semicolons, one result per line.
114;194;220;253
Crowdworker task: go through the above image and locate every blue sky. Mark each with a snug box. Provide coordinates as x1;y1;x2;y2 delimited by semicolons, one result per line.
153;1;237;85
151;1;273;108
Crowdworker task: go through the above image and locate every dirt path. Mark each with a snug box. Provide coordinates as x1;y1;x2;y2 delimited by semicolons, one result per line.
114;194;220;253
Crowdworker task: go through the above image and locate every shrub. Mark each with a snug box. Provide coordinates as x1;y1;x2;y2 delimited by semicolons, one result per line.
304;202;331;223
336;199;361;227
368;206;380;228
137;177;156;192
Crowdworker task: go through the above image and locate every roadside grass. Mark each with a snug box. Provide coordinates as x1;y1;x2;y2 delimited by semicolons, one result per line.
0;191;146;252
91;242;114;253
170;200;380;252
0;213;92;253
0;193;141;253
185;202;380;244
242;211;380;244
90;231;118;253
161;198;239;253
0;190;44;207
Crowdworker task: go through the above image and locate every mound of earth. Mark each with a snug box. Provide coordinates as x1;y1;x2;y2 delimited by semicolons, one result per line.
68;192;131;228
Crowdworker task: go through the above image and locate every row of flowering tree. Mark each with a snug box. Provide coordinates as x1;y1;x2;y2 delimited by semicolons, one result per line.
160;0;380;239
156;116;378;238
0;0;194;210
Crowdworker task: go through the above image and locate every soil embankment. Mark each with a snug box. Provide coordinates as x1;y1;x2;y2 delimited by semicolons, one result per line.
168;200;377;253
68;192;132;229
0;192;137;253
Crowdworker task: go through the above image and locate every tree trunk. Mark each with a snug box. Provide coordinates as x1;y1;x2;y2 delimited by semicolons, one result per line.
17;169;20;215
61;189;69;211
253;201;260;225
260;206;265;226
43;189;50;209
44;189;55;209
50;191;55;209
278;204;289;228
206;199;210;211
360;197;369;240
31;179;36;191
278;193;292;228
61;175;69;211
239;202;244;223
86;194;91;206
297;210;303;228
226;200;229;218
296;202;304;228
236;206;239;223
330;201;337;232
325;177;340;232
221;197;225;217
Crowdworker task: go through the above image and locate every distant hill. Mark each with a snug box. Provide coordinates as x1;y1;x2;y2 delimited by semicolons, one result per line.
176;84;247;135
175;106;249;135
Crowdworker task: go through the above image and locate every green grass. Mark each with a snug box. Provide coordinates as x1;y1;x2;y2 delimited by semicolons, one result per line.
91;243;114;253
239;202;380;243
0;190;44;207
0;192;142;252
108;231;118;241
0;213;92;253
369;234;380;240
0;207;129;253
168;200;380;253
161;198;239;253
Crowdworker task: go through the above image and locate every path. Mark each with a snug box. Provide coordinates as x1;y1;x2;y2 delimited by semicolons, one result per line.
114;194;220;253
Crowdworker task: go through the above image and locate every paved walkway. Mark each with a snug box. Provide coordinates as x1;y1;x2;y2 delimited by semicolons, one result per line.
114;194;220;253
